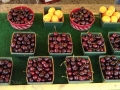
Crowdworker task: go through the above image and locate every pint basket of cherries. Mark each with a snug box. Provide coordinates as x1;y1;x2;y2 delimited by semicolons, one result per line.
81;32;106;56
7;6;34;30
48;32;73;56
108;32;120;55
10;32;36;57
99;55;120;82
65;56;93;83
69;7;95;31
26;56;54;84
0;57;13;85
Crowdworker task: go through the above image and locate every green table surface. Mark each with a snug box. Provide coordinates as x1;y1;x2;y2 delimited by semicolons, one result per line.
0;13;119;85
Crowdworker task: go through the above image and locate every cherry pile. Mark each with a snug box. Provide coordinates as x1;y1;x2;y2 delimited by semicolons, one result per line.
49;32;73;53
70;7;94;25
26;57;53;82
109;33;120;51
100;56;120;80
8;8;33;24
0;59;12;83
82;32;105;52
11;33;35;53
66;57;92;81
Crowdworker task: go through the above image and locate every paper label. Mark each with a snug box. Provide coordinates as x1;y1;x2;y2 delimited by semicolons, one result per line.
45;0;52;2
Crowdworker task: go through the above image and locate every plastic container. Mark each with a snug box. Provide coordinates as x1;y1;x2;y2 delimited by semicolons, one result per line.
43;7;64;30
69;8;95;31
7;6;34;30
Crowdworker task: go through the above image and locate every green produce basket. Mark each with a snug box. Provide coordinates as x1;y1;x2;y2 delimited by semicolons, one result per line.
43;6;64;30
81;32;106;56
26;56;54;84
10;32;36;57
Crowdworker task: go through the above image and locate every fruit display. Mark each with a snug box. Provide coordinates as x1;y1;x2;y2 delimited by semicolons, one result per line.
43;7;63;22
99;56;120;81
69;7;95;31
65;56;93;83
81;32;106;55
99;6;120;23
26;56;54;84
48;32;73;55
7;6;34;30
0;57;13;84
10;32;36;56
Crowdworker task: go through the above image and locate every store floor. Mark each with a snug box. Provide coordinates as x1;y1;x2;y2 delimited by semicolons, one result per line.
0;0;115;4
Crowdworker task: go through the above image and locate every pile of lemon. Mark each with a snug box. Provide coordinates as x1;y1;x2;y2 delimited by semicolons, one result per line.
43;7;63;22
99;6;120;22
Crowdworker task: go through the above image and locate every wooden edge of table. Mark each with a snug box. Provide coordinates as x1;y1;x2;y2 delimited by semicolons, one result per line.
0;4;120;90
0;4;120;14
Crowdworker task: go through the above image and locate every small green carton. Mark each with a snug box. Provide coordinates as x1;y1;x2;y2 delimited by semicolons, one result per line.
26;56;54;84
108;32;120;55
99;55;120;82
48;33;73;56
65;56;93;83
43;6;64;30
100;13;120;28
0;57;13;85
81;32;106;56
10;32;36;57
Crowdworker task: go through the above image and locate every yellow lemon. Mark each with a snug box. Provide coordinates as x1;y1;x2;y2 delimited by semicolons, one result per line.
102;16;110;22
113;12;120;19
108;6;115;13
54;10;63;19
105;10;113;16
48;12;54;17
48;7;56;14
110;16;118;22
51;15;59;22
43;14;51;22
99;6;107;13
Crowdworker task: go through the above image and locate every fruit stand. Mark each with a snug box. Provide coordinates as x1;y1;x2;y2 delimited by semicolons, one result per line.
0;4;120;90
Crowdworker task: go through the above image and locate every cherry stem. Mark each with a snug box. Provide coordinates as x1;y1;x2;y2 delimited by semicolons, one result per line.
54;26;57;32
60;61;66;66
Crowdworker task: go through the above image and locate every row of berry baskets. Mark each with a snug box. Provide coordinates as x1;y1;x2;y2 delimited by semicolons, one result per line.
1;55;120;84
0;31;120;84
7;6;120;31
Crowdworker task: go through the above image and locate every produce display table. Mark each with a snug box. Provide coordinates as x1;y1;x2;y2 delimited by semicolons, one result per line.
0;4;120;90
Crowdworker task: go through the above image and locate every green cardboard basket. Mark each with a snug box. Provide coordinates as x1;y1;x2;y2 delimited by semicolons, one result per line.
108;32;120;55
0;57;13;85
43;6;64;30
81;32;106;56
99;55;120;82
100;13;120;28
26;56;54;84
10;32;36;57
48;33;73;56
65;56;93;83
